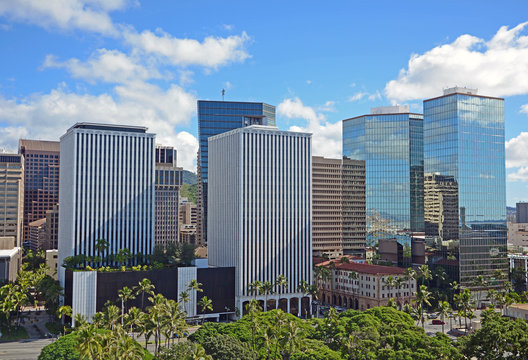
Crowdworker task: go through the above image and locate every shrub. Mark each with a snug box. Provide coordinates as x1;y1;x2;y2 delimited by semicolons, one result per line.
201;334;257;360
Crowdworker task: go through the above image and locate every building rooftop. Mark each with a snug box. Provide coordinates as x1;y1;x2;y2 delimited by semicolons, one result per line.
443;87;478;95
29;218;46;227
317;260;406;275
209;124;311;140
67;123;148;134
0;247;21;258
509;303;528;311
0;154;23;163
370;105;409;114
19;139;60;152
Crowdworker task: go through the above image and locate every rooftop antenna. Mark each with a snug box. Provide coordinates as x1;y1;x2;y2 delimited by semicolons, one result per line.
222;89;225;101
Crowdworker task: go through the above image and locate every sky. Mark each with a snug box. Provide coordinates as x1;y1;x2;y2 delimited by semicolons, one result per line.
0;0;528;205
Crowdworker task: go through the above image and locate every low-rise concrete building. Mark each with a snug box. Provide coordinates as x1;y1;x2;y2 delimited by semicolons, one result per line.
0;236;22;282
46;249;59;279
504;303;528;321
316;260;416;311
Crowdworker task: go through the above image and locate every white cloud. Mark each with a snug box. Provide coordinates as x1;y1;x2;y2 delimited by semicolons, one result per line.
42;49;161;84
348;90;381;102
123;28;251;68
0;81;198;170
278;97;341;158
506;132;528;168
348;92;367;102
508;167;528;182
385;22;528;102
0;0;132;35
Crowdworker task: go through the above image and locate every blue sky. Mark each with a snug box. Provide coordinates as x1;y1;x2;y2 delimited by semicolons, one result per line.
1;0;528;205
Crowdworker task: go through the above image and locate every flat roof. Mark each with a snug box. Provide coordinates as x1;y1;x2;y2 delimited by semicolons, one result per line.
343;112;423;122
19;139;60;152
208;124;311;141
198;100;274;107
67;122;148;133
0;247;21;258
424;92;504;102
509;303;528;311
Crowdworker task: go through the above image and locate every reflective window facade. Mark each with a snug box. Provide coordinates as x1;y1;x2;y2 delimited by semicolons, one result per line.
343;112;424;261
197;101;275;244
424;93;507;287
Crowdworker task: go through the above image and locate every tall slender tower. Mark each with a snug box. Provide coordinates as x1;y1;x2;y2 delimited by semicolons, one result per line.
342;106;424;265
0;153;24;247
424;88;507;288
58;123;155;283
208;125;312;316
154;145;182;246
18;140;60;247
197;100;275;246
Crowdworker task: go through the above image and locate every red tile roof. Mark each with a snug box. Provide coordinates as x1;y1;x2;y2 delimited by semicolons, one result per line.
317;260;406;275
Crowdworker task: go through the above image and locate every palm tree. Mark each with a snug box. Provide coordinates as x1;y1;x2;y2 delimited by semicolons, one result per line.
187;280;203;317
197;296;213;324
248;280;263;300
118;286;136;326
179;290;191;314
340;256;350;264
414;285;432;328
134;278;155;310
125;307;143;339
261;280;274;311
394;277;406;309
471;275;488;308
385;275;396;302
94;238;109;266
404;267;417;305
436;301;451;333
418;265;432;286
297;279;311;317
308;284;320;317
245;299;262;351
104;304;121;330
275;274;289;294
57;305;72;334
454;288;473;329
77;323;103;360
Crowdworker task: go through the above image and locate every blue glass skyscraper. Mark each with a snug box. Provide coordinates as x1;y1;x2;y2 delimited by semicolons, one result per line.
197;100;275;244
342;106;424;264
424;88;507;288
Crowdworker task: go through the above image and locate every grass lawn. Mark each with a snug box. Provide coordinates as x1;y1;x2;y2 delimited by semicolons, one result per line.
0;325;29;341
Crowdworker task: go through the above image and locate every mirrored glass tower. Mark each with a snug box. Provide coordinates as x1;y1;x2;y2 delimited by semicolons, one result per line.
424;87;507;288
342;106;424;265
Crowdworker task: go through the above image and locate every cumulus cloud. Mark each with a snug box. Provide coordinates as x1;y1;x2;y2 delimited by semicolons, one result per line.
278;97;341;158
0;82;198;170
508;167;528;182
506;132;528;182
0;0;132;35
385;22;528;102
42;49;161;84
123;28;251;68
348;91;381;102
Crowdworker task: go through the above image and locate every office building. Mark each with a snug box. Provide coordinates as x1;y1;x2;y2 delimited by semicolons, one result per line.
424;87;507;288
517;202;528;223
28;218;47;251
155;145;182;246
197;100;275;245
0;237;22;282
312;156;366;258
45;204;59;249
342;106;424;264
208;125;311;316
18;140;60;246
58;123;155;279
424;173;459;246
0;153;24;247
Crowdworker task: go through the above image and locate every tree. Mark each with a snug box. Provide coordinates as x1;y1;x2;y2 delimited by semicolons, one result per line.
201;334;257;360
198;296;213;324
94;238;109;266
57;305;72;334
275;274;289;294
511;266;527;292
77;323;103;359
471;275;488;308
125;307;143;339
385;275;396;303
134;278;155;310
118;286;136;326
454;288;474;330
436;301;451;333
297;280;311;317
414;285;432;328
418;265;432;286
248;280;263;300
159;341;212;360
261;281;274;311
187;279;203;317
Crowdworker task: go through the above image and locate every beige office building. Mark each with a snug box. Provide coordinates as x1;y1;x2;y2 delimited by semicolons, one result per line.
312;156;365;258
46;204;59;249
0;153;24;247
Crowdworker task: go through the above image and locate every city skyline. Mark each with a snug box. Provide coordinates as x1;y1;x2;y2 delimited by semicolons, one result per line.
0;1;528;205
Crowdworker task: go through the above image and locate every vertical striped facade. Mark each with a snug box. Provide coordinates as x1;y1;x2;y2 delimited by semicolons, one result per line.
58;123;155;271
208;125;312;312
